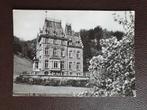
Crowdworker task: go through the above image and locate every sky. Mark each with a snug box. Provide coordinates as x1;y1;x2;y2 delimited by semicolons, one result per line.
13;10;132;41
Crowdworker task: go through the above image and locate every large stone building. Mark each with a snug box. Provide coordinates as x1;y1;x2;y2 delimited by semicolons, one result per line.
33;17;84;77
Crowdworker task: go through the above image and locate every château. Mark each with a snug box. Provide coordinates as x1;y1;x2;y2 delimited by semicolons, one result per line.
33;17;84;77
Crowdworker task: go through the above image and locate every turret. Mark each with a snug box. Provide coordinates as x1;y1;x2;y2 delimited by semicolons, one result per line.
65;24;72;35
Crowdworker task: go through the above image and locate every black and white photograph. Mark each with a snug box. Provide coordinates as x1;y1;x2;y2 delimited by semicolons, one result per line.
13;10;135;97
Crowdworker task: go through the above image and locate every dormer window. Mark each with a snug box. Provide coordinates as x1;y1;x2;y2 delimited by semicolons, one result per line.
46;21;52;27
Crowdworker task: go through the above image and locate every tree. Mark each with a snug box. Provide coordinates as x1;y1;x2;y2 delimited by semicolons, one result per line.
13;36;36;60
80;26;104;71
112;31;124;41
93;26;103;50
81;11;135;97
13;36;22;54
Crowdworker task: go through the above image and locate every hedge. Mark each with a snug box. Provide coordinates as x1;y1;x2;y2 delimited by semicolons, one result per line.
15;75;89;87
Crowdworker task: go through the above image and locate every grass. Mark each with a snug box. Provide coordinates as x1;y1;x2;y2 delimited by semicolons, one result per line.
13;83;91;97
13;55;33;78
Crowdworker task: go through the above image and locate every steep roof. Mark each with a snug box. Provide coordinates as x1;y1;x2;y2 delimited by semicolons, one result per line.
38;18;83;48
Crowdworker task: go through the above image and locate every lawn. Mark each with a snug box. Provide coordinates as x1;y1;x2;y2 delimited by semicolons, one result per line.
13;83;91;97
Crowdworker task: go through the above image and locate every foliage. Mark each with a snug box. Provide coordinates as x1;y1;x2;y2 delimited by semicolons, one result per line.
112;31;124;41
13;36;22;54
15;75;89;87
13;36;36;60
80;26;124;72
82;11;135;97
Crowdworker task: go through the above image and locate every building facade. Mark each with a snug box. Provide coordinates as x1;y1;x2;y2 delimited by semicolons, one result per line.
33;18;84;77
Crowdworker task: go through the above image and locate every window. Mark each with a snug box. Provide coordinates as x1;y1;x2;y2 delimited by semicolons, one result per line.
61;40;66;46
53;48;58;57
70;72;72;75
45;48;49;55
45;38;48;43
69;62;72;70
68;40;72;45
48;21;52;27
61;61;64;69
76;62;80;71
54;39;60;45
48;38;53;44
61;40;63;45
45;29;48;34
35;62;38;68
46;22;49;27
62;32;65;36
69;50;72;58
54;39;57;44
54;61;58;68
77;51;80;59
44;71;49;75
77;73;80;76
45;60;48;68
61;72;64;76
53;31;56;35
61;49;65;57
76;41;80;46
56;22;61;28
